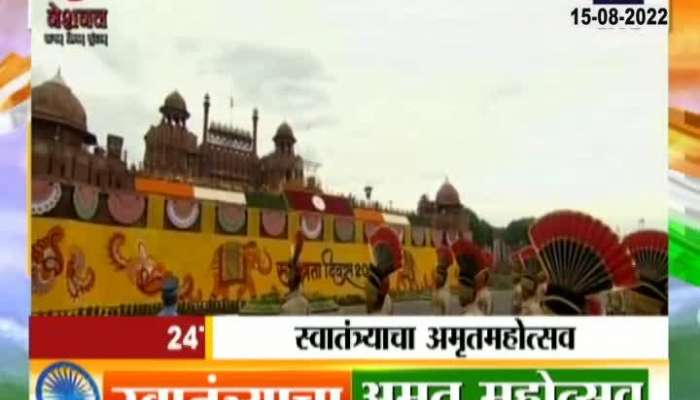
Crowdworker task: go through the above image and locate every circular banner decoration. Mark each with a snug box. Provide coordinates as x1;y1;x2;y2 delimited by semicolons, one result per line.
107;191;146;225
412;226;426;246
166;199;200;229
32;180;62;216
261;209;287;237
312;195;326;212
217;204;247;234
334;217;355;242
301;212;323;240
72;184;99;221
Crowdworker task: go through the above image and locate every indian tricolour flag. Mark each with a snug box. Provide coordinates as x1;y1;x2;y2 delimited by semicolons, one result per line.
0;53;30;135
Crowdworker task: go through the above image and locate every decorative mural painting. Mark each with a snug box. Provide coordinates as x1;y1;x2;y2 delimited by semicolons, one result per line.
209;240;274;301
31;217;444;313
66;246;96;300
31;226;65;295
32;225;97;301
108;232;199;301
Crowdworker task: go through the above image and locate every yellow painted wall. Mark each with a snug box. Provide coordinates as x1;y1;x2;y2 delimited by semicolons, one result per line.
31;216;447;312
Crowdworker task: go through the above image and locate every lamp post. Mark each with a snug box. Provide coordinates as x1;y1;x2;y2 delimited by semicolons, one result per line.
364;185;373;201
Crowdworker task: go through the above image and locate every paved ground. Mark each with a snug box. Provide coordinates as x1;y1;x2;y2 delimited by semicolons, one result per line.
336;289;513;315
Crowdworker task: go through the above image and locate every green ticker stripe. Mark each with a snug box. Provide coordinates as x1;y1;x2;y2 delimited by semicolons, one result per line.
352;369;648;400
670;216;700;286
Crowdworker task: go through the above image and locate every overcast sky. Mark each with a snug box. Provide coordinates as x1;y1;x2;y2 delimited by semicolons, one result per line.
31;0;668;231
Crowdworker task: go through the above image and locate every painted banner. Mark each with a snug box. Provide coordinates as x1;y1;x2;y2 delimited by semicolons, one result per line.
31;218;442;314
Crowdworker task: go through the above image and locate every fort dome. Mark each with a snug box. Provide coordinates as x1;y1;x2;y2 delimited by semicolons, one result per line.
436;179;460;207
274;122;296;143
164;91;187;112
32;70;89;135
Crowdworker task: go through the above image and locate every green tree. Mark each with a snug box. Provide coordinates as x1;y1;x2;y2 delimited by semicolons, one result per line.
503;217;535;247
464;208;494;247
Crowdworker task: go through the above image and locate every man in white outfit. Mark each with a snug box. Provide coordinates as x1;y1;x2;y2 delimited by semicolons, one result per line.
451;238;486;316
158;276;179;316
520;275;544;315
512;275;523;315
432;243;461;315
475;270;493;315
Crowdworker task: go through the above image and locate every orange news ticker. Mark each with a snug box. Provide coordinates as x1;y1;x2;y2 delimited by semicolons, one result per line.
103;370;351;400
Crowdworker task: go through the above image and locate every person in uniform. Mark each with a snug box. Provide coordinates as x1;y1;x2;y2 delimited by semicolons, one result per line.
511;254;524;315
158;276;179;316
518;247;544;315
512;275;523;315
281;231;310;315
365;226;403;315
520;275;543;315
585;295;606;315
451;238;486;316
475;269;494;315
475;249;494;315
432;238;460;315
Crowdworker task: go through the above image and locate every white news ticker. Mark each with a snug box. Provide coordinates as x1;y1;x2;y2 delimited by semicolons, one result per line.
212;316;668;360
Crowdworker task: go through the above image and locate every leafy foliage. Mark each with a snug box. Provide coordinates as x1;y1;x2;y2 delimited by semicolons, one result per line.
502;217;536;247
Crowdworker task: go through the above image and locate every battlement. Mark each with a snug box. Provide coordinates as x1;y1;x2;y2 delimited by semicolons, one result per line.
31;137;134;190
207;122;254;152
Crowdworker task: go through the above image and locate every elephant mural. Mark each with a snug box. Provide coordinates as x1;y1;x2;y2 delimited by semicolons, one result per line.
209;241;274;301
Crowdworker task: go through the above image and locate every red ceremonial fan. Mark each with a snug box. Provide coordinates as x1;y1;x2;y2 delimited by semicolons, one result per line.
621;230;667;283
451;239;485;287
528;210;638;314
622;230;668;303
369;226;404;272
